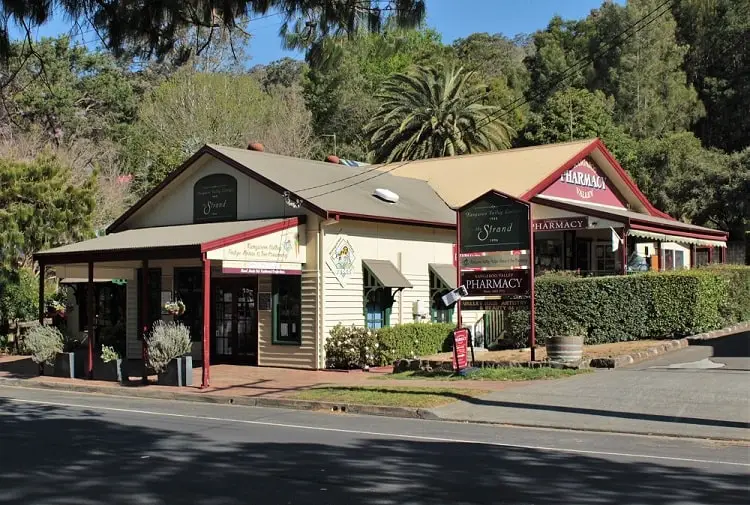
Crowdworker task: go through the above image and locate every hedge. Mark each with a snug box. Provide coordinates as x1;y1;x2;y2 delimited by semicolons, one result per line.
325;322;455;369
506;267;750;347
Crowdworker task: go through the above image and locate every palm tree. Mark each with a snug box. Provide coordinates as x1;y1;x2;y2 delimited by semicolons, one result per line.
365;65;515;163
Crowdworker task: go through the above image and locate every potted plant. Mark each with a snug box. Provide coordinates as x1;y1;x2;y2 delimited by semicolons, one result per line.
146;320;192;386
23;325;64;376
546;321;586;363
163;300;186;317
94;345;125;383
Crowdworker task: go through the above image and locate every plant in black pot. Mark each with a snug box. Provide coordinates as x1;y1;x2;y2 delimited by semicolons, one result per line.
23;325;64;376
146;321;193;387
94;345;126;383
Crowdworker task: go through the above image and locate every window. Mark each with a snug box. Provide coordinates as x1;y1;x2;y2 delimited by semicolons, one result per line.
272;276;301;344
363;267;393;329
429;268;453;323
137;268;162;339
174;268;203;342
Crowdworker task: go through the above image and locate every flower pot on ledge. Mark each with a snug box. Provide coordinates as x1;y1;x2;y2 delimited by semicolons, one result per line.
157;356;192;387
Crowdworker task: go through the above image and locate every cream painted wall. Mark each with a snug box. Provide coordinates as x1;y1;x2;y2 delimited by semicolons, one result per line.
124;155;305;230
321;220;478;345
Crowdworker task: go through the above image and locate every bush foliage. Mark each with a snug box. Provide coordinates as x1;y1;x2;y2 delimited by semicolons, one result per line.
145;321;192;373
325;322;456;369
506;267;750;347
23;325;64;365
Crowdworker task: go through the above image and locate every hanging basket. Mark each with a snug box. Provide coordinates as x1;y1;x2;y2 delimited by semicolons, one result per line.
163;300;186;316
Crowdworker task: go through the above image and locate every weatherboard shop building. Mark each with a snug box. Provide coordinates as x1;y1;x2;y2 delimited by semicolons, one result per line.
34;138;727;387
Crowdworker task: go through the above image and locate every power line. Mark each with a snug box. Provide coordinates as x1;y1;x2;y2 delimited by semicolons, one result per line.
293;0;675;198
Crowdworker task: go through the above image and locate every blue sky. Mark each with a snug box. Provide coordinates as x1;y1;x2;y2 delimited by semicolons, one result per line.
8;0;619;65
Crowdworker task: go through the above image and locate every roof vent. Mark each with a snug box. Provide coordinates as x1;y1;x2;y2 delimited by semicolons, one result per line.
373;188;399;204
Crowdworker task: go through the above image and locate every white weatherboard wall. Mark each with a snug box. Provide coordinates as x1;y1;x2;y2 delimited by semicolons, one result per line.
321;220;478;342
124;155;305;230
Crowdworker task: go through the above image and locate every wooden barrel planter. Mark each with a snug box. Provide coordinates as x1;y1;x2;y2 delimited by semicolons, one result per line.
546;336;584;362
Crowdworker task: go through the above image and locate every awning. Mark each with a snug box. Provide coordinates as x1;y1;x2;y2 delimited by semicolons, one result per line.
362;259;412;289
429;263;457;290
628;229;726;248
35;218;300;264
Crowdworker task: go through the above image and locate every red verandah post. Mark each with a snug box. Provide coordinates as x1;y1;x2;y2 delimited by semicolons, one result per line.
201;254;211;388
528;205;536;362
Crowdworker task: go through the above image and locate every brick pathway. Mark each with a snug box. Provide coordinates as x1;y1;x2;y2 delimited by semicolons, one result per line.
0;355;525;398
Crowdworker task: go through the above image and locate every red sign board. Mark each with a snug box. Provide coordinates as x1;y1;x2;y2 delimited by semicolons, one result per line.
452;328;469;371
533;216;589;232
541;159;625;209
462;270;529;296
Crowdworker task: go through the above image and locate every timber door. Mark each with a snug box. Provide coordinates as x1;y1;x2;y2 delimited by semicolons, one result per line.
212;277;258;365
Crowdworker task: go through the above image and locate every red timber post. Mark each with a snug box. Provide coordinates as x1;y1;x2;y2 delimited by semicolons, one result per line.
719;246;727;264
621;227;628;275
87;261;95;379
201;254;211;388
690;244;697;268
141;259;149;384
38;261;45;325
707;247;714;265
455;211;462;329
529;204;536;362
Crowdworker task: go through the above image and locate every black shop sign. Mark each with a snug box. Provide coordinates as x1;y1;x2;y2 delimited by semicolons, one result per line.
193;174;238;223
459;191;530;253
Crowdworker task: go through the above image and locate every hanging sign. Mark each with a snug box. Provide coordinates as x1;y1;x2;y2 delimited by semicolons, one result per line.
459;251;530;270
193;173;238;223
452;328;469;371
459;192;530;253
461;298;529;311
462;270;530;296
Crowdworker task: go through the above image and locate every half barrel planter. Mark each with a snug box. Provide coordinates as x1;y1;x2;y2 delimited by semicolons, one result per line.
546;336;584;363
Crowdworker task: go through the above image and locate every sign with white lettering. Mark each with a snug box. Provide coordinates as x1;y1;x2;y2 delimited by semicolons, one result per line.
461;298;529;311
462;270;529;296
459;251;530;270
459;192;530;253
452;328;469;371
193;174;238;223
206;226;306;263
541;159;626;209
533;217;589;232
221;261;302;275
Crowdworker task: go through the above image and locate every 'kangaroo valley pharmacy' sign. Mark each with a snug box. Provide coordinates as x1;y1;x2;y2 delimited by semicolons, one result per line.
462;270;529;296
459;191;530;253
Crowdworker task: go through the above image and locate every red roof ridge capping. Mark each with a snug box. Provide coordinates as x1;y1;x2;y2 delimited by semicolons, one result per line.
521;138;674;219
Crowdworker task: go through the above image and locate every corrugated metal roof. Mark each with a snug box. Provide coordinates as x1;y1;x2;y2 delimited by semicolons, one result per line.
378;139;596;208
429;263;457;290
37;218;283;257
208;145;456;226
363;259;413;289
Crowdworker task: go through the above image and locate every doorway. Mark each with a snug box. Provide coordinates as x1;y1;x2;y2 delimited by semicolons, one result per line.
212;277;258;365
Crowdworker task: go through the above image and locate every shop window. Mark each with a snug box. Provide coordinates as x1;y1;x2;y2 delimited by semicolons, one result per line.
594;243;616;274
535;236;564;273
174;268;203;342
363;267;393;329
272;276;302;345
137;268;162;339
429;269;453;323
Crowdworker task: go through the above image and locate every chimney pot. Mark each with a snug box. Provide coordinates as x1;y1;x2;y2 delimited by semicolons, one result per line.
247;142;265;152
325;155;340;164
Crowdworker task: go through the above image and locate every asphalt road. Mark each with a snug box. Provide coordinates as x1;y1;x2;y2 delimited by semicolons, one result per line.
0;386;748;505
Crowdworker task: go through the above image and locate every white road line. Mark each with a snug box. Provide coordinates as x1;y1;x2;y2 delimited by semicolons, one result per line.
7;397;750;468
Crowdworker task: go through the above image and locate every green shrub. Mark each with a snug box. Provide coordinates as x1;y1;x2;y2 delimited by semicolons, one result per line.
376;322;456;360
325;324;387;369
145;321;191;373
704;265;750;323
23;325;64;365
101;345;121;363
505;269;744;347
0;268;38;322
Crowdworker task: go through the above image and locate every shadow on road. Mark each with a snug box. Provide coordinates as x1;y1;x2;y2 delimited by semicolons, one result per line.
0;398;746;505
690;331;750;358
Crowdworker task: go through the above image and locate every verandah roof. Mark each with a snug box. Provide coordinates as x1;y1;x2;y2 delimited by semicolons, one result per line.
34;218;293;264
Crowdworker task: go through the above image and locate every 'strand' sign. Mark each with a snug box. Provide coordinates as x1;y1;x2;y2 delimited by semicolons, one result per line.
459;192;530;253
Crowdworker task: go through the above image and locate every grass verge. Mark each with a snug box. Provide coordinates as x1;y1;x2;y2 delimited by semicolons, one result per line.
291;386;489;408
379;367;591;382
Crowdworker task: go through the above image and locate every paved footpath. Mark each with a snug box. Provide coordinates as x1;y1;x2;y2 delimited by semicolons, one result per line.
0;385;748;505
432;332;750;440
